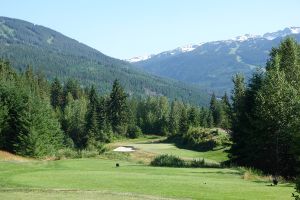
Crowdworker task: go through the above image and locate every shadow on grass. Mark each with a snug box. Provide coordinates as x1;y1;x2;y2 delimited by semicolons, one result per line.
264;182;294;187
189;171;242;175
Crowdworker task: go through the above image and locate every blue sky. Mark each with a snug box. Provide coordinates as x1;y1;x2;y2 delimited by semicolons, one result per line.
1;0;300;59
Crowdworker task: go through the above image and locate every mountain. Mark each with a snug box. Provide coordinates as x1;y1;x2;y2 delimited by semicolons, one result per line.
0;16;209;106
129;27;300;94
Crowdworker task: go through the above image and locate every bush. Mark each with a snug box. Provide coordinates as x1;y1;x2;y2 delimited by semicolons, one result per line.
150;155;221;168
293;178;300;199
86;139;106;153
79;150;99;158
182;127;216;150
56;148;79;159
127;125;143;139
190;158;205;167
150;154;186;167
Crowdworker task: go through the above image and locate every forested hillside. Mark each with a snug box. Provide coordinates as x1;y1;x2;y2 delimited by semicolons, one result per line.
0;17;208;106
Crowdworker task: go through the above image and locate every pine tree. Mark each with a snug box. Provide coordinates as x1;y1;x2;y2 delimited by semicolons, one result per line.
179;106;189;135
85;85;100;147
63;97;87;148
206;111;214;128
256;51;299;177
188;107;199;127
199;107;208;128
230;38;300;177
108;80;128;135
16;96;64;157
50;78;63;109
169;100;180;135
209;93;222;127
220;92;232;130
97;96;112;142
229;74;246;163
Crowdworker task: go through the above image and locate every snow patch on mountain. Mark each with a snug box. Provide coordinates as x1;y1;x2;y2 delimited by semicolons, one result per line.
177;43;203;52
126;55;153;63
263;27;300;40
127;43;203;63
127;27;300;63
233;34;261;42
290;27;300;34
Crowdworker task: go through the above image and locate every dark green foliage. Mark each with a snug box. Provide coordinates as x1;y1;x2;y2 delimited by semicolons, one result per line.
190;159;205;168
150;154;220;168
85;86;101;147
190;159;220;168
127;125;143;139
136;96;170;135
179;107;189;135
0;60;63;157
188;107;199;127
150;154;186;168
15;97;64;157
230;38;300;178
220;93;232;130
209;93;231;128
182;127;228;151
108;80;128;135
63;97;87;148
0;58;214;158
168;100;180;135
50;77;63;108
206;111;214;128
210;93;221;126
294;179;300;199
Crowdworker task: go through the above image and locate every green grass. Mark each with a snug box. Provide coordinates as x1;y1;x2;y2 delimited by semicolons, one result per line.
0;136;294;199
110;136;228;163
0;159;294;200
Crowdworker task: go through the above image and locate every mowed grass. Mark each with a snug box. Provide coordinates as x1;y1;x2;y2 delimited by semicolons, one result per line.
109;136;228;163
0;158;294;200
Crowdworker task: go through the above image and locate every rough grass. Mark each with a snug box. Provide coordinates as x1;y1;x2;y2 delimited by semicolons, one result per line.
0;150;30;161
0;158;293;200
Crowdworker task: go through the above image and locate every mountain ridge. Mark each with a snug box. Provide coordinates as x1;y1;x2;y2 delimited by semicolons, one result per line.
129;27;300;94
127;27;300;63
0;16;209;106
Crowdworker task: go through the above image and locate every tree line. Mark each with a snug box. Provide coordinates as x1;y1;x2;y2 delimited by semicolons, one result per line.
0;59;224;158
229;38;300;186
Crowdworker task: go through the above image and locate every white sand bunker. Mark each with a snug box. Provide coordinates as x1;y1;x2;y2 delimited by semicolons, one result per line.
113;146;136;152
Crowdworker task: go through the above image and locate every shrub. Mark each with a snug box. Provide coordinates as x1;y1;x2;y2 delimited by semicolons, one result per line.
183;127;216;150
56;148;79;159
150;154;186;167
293;178;300;199
86;139;106;153
150;155;221;168
180;127;230;151
79;150;99;158
127;125;143;139
190;158;205;167
189;159;220;168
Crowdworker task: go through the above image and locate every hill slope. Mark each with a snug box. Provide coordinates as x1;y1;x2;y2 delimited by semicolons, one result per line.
0;17;209;106
130;27;300;94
